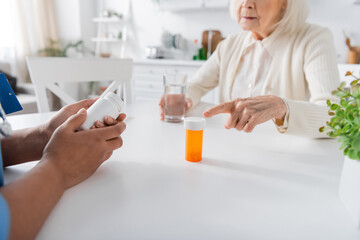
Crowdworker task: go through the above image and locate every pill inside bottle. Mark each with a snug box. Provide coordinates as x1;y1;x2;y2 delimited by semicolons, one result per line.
184;117;206;162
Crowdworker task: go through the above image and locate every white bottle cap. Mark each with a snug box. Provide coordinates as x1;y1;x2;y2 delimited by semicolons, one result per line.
104;92;124;112
184;117;206;131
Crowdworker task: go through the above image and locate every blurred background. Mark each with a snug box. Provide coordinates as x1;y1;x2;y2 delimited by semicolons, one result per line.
0;0;359;112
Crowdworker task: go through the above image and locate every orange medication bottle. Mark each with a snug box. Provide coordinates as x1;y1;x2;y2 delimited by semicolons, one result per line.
184;117;206;162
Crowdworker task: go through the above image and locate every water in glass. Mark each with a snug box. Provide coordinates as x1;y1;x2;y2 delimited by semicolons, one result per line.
163;74;187;123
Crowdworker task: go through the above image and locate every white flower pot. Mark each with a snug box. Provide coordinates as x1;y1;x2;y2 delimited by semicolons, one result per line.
339;155;360;228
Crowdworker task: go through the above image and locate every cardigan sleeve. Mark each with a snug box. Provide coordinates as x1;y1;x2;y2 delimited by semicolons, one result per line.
186;39;224;106
285;27;340;138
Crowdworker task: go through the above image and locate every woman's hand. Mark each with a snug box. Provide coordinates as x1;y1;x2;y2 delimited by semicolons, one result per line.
42;108;126;189
203;95;287;132
158;95;193;121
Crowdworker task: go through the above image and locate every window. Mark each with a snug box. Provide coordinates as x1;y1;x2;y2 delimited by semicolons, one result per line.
0;0;16;67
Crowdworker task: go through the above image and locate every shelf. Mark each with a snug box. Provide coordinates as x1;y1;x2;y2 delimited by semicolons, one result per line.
92;0;130;59
92;17;124;23
91;38;123;43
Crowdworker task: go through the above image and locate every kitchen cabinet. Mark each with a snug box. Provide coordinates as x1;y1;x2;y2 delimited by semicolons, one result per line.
132;59;219;104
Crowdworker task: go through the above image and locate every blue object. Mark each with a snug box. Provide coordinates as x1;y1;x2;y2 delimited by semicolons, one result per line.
0;194;10;240
0;141;9;240
0;73;22;115
0;141;3;187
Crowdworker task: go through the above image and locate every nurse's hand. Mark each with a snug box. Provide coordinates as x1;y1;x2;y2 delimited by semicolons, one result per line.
203;95;287;133
44;98;98;138
45;98;124;134
42;108;126;189
158;95;193;121
91;113;127;129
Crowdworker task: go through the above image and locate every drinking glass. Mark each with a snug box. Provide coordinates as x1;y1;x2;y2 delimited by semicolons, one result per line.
163;73;187;123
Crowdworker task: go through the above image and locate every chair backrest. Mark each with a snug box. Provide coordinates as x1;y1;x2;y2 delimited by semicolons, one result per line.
26;57;133;112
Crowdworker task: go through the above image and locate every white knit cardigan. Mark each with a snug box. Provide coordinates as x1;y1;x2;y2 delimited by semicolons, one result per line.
186;23;340;138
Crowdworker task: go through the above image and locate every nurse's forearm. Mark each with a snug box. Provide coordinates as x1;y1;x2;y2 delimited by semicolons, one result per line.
0;160;64;240
1;125;49;166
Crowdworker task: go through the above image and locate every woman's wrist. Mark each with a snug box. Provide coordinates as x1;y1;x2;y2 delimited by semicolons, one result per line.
274;97;287;122
273;97;290;133
275;97;288;121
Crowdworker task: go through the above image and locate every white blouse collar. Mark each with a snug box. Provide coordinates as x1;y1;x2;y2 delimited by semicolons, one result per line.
244;26;285;57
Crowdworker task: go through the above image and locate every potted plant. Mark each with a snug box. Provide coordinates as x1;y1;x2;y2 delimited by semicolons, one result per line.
320;71;360;228
38;39;94;57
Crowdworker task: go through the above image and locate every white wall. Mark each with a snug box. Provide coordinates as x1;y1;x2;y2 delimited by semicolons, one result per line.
55;0;360;63
54;0;98;56
307;0;360;63
132;0;238;59
54;0;82;41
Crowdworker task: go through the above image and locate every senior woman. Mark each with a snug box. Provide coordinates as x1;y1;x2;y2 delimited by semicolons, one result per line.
159;0;340;138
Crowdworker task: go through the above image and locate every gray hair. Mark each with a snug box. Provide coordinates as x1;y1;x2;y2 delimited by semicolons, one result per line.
229;0;310;35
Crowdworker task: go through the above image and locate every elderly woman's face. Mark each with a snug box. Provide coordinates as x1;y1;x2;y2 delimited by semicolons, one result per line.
234;0;286;39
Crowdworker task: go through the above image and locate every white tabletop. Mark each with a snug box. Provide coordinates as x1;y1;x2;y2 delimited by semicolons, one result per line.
4;102;360;240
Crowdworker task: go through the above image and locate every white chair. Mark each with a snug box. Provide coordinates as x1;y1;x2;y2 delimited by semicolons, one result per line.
26;57;133;112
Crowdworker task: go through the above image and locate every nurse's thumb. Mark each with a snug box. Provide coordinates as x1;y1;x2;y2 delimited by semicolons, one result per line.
65;108;87;131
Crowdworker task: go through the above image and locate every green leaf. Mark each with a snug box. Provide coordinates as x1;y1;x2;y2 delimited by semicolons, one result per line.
343;123;352;133
348;149;359;160
333;91;350;98
330;116;340;125
355;118;360;126
354;89;360;98
328;131;337;138
331;90;340;96
339;81;347;90
330;104;339;111
352;84;360;91
326;99;332;107
339;140;349;150
319;126;325;132
336;110;345;118
352;138;360;151
340;119;347;126
351;79;360;86
333;128;342;136
340;99;348;107
346;103;356;112
348;129;359;138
